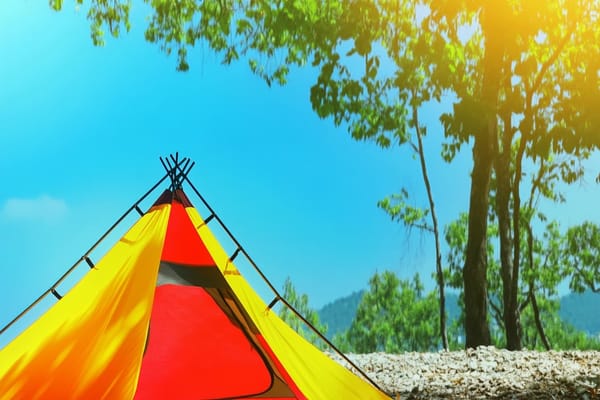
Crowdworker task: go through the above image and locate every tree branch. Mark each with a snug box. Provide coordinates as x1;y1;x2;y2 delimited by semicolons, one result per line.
527;158;546;213
409;223;435;233
572;262;600;293
527;21;577;105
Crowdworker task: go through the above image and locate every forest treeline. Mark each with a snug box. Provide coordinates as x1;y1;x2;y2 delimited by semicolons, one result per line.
279;217;600;352
283;278;600;352
319;290;600;341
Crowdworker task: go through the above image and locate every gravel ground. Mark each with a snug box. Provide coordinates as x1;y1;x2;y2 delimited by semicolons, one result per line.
329;346;600;399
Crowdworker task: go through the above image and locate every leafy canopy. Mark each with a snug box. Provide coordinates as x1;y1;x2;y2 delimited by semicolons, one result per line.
345;271;440;353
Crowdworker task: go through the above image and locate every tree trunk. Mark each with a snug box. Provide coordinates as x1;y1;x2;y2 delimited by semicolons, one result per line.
463;136;493;348
528;284;550;350
496;114;522;350
463;3;506;348
497;175;522;350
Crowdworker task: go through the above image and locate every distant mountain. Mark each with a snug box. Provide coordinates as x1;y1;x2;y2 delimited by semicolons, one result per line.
318;290;461;339
318;291;364;337
318;290;600;339
559;291;600;335
445;292;461;324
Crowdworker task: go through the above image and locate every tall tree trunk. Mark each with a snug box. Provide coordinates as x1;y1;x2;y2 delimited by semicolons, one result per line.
463;135;493;348
496;114;522;350
463;3;506;348
412;99;448;350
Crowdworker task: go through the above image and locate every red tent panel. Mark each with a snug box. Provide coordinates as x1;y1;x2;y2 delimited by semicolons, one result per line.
160;201;215;267
135;284;272;399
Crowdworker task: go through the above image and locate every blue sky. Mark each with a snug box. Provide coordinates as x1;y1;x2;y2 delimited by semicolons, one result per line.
1;1;599;347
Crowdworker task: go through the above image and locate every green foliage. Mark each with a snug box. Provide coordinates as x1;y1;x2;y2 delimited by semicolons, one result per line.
521;221;600;350
322;291;463;351
321;289;600;352
563;222;600;293
344;271;440;353
278;277;327;348
50;0;131;46
377;189;430;232
330;330;354;354
439;0;600;163
444;213;498;290
444;211;600;350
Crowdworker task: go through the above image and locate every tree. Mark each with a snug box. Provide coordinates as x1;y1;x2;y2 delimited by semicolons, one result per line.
278;277;327;348
445;212;600;350
485;2;600;350
563;222;600;293
436;0;600;349
522;220;600;350
378;101;449;350
345;271;439;353
519;293;600;351
53;0;600;347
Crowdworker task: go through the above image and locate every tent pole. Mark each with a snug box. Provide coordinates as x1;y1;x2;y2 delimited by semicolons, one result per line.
181;174;390;396
0;172;171;337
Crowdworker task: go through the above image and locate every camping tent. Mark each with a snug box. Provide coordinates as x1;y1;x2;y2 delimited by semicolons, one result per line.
0;155;390;400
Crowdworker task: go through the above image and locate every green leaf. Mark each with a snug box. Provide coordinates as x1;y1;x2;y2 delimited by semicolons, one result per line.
49;0;62;11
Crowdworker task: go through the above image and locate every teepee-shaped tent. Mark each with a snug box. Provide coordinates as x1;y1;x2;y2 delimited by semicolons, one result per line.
0;155;390;400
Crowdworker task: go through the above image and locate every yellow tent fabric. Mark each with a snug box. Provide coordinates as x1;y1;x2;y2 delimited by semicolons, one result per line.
0;204;170;400
187;207;390;400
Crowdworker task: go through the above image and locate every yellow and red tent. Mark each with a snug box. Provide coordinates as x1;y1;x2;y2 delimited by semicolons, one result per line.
0;155;390;400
